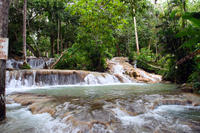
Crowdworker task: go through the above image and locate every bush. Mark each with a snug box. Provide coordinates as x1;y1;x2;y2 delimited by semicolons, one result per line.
188;59;200;92
129;48;169;75
54;43;110;72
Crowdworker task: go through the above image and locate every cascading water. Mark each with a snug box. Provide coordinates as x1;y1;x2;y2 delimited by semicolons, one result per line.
27;58;55;69
107;57;162;83
6;70;87;92
6;58;55;69
109;58;133;83
2;84;200;133
6;59;24;69
6;57;140;91
136;69;162;82
6;57;162;90
84;73;120;84
3;57;200;133
1;103;68;133
6;69;124;94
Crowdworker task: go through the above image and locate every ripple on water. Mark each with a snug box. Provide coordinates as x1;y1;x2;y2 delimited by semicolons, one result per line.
2;84;200;133
0;103;70;133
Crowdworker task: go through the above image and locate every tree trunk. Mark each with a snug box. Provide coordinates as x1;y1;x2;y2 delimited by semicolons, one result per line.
27;44;40;57
23;0;27;62
50;36;55;57
57;19;60;54
182;1;187;28
155;43;158;56
148;39;151;50
134;16;139;55
0;0;10;121
60;37;63;52
50;49;67;69
176;49;200;65
126;29;130;55
116;44;120;56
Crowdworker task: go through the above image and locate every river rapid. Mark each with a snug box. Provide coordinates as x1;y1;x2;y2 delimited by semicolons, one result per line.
1;83;200;133
1;57;200;133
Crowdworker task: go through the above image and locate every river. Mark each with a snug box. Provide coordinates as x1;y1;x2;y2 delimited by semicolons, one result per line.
1;83;200;133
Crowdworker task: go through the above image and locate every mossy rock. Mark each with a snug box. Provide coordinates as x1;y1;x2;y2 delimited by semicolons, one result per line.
20;62;31;69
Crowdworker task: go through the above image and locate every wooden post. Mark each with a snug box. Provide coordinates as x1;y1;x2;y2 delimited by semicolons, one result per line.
0;0;10;121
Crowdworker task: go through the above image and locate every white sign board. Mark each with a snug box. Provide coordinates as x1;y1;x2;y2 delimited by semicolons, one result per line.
0;38;8;60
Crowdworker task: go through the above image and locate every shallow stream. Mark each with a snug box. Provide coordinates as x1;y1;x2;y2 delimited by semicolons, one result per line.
1;83;200;133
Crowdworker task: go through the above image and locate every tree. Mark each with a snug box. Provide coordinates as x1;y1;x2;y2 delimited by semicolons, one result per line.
156;0;200;84
68;0;126;71
134;11;140;55
23;0;27;62
123;0;151;55
8;0;78;58
0;0;10;121
123;0;140;54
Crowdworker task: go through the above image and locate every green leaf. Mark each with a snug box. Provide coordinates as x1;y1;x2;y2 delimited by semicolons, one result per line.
181;37;199;48
183;12;200;27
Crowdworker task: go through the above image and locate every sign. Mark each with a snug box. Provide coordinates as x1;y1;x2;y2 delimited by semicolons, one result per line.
0;38;8;60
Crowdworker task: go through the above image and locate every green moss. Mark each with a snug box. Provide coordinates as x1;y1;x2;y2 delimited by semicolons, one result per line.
21;62;31;69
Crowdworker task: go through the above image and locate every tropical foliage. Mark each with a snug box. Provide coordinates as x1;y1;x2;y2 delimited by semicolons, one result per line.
8;0;200;90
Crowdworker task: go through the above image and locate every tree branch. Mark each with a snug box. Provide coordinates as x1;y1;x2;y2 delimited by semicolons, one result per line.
176;49;200;65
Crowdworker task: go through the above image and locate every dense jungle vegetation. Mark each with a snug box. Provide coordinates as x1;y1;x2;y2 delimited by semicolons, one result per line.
8;0;200;89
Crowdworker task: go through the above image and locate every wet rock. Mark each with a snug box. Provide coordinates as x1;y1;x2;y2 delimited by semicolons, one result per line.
179;83;194;93
152;99;192;109
183;93;200;106
9;93;57;115
107;57;162;83
114;74;125;83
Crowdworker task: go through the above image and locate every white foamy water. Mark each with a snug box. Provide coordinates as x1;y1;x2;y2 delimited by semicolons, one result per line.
109;57;162;83
28;58;55;69
111;62;133;83
84;73;120;84
6;69;132;94
111;105;197;133
3;82;200;133
6;59;23;69
6;58;55;69
111;107;146;126
6;70;85;91
6;57;162;94
0;103;70;133
136;69;162;82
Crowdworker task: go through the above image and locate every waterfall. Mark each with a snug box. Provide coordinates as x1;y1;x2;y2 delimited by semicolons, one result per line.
6;58;55;69
109;58;134;83
6;59;23;69
112;64;133;83
108;57;162;83
6;70;87;91
6;57;162;94
84;73;120;84
27;58;55;69
6;70;124;94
